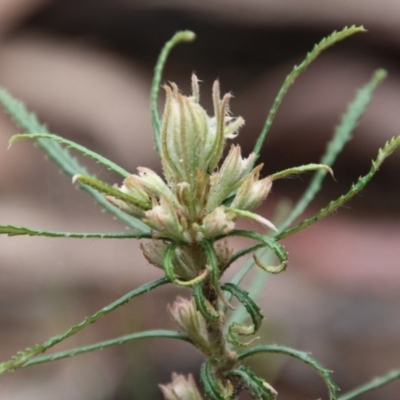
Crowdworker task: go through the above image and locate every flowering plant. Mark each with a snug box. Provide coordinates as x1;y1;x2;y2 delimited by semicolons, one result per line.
1;26;399;399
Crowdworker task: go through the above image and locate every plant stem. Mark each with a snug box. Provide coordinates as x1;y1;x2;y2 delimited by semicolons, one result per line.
202;277;238;383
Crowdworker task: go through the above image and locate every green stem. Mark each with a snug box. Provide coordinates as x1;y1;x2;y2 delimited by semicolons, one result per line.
196;274;237;381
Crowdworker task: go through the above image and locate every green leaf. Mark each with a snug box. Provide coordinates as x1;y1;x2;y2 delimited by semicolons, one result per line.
201;239;232;308
10;133;130;178
201;239;220;287
162;243;209;287
227;244;265;270
0;225;152;239
73;174;152;210
251;25;365;167
151;30;196;152
200;360;231;400
192;283;219;320
228;365;277;399
0;88;149;233
238;345;339;400
278;135;400;240
23;330;191;368
271;163;333;181
221;283;264;347
223;230;288;274
339;367;400;400
278;68;387;232
0;278;169;375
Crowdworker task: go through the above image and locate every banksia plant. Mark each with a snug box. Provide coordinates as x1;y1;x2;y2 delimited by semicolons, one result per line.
1;26;400;399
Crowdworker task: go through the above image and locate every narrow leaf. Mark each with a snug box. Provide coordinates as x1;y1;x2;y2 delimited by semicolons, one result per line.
229;365;277;399
238;345;339;400
73;174;151;210
339;367;400;400
224;207;277;232
163;243;209;287
192;283;219;320
0;278;169;375
271;163;333;181
201;239;233;309
279;68;387;232
0;88;149;233
222;230;288;273
10;133;130;178
251;25;365;166
151;30;196;152
278;135;400;240
227;244;264;269
222;283;264;347
23;330;191;368
200;360;231;400
0;225;151;239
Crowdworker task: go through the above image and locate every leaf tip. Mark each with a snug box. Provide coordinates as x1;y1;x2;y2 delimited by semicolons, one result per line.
72;174;82;184
180;30;196;42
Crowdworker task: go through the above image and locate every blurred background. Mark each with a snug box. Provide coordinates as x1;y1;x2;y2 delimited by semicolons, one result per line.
0;1;400;399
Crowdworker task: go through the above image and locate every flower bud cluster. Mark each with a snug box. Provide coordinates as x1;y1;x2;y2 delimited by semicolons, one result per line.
107;75;273;244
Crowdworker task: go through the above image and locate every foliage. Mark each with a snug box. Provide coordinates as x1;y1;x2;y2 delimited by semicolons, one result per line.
0;26;399;399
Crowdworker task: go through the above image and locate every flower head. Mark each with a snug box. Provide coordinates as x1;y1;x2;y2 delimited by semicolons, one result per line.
105;75;274;247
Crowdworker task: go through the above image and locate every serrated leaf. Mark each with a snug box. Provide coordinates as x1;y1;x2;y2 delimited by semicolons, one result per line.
271;163;333;181
278;68;387;232
0;278;169;375
163;243;210;287
238;345;339;400
229;366;277;399
201;239;233;309
221;283;264;347
200;360;231;400
223;230;288;274
10;133;130;178
278;134;400;240
339;367;400;400
0;88;149;233
151;30;196;152
0;225;151;239
251;25;365;166
73;174;151;210
192;283;219;320
23;330;191;368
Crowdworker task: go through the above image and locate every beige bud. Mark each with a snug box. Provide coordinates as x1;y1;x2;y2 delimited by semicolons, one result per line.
207;145;255;211
231;165;272;211
160;373;203;400
168;297;211;356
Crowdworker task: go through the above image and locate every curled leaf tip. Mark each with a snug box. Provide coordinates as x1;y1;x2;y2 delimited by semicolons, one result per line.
174;268;210;287
72;174;82;184
180;30;196;41
253;254;287;274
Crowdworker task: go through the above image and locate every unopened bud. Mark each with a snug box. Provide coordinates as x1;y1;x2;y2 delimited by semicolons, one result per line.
140;240;168;269
130;167;177;204
161;81;209;186
144;196;188;242
160;373;203;400
231;166;272;211
168;297;211;355
160;76;244;189
207;145;255;211
201;207;235;239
